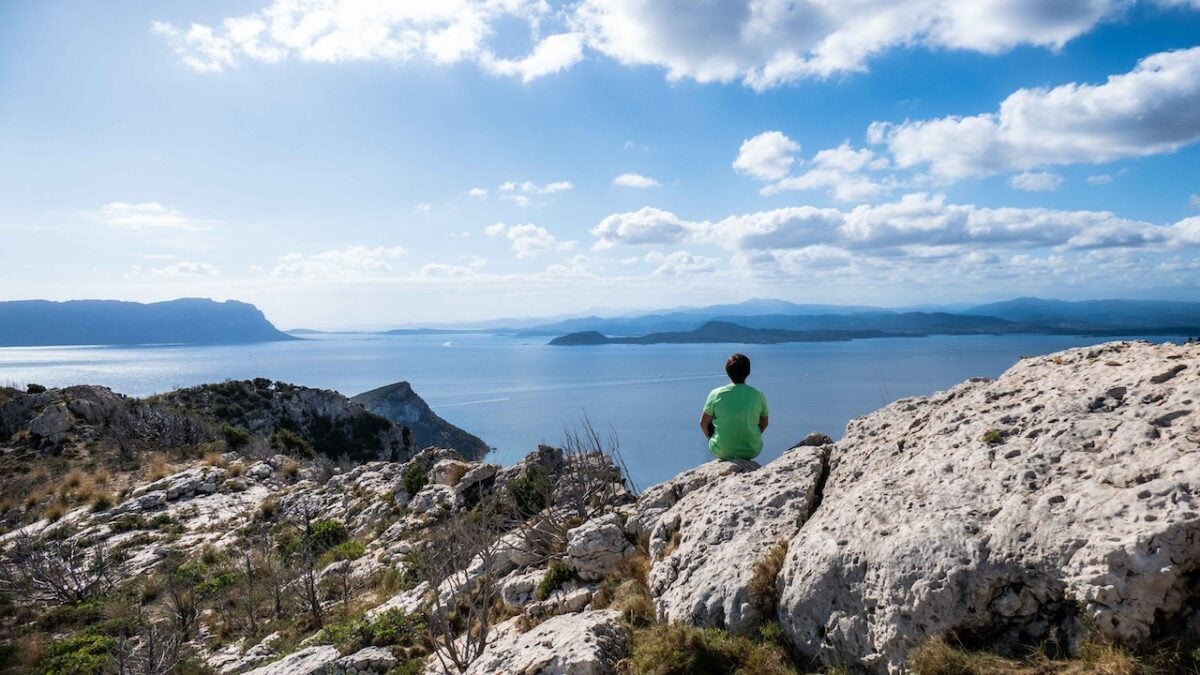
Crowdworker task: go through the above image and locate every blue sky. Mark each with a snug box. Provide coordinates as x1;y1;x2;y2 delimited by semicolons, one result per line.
1;1;1199;329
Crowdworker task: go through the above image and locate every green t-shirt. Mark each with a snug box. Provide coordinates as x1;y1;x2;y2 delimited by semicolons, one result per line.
703;383;769;460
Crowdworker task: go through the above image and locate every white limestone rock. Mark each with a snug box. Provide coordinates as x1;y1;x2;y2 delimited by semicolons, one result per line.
625;458;759;538
463;609;628;675
564;513;634;581
778;341;1200;673
335;646;397;672
647;445;827;634
243;645;340;675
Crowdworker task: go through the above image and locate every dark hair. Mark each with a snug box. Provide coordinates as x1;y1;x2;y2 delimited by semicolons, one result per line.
725;353;751;384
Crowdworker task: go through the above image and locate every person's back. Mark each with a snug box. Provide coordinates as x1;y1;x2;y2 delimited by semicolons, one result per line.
701;353;769;461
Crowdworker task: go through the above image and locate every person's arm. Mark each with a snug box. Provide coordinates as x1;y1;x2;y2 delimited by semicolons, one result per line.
759;415;769;433
700;412;714;439
759;391;769;433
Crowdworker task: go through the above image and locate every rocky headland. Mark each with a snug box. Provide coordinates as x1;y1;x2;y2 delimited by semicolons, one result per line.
0;340;1196;674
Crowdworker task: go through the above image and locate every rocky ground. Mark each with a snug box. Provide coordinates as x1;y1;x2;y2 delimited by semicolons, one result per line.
0;340;1196;674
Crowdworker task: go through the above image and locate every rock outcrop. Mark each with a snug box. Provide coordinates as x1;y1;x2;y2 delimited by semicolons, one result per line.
463;610;629;675
352;381;490;458
3;339;1198;675
779;340;1200;672
648;443;828;634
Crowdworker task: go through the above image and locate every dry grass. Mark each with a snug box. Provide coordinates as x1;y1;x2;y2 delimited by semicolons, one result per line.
43;500;66;522
445;462;470;487
593;551;655;628
91;467;111;485
661;530;682;559
621;623;797;675
203;450;228;468
282;457;302;479
227;461;245;477
909;635;1177;675
748;539;789;617
89;490;115;512
147;453;171;481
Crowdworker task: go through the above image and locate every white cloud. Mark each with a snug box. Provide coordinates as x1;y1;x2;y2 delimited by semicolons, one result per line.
733;131;799;180
573;0;1145;90
153;1;580;83
479;32;586;83
138;261;220;278
591;193;1199;256
644;250;719;276
93;202;210;230
1087;174;1114;185
413;202;433;214
270;245;407;279
1191;194;1200;208
871;47;1200;180
762;143;893;201
590;206;696;249
496;179;574;205
1009;171;1065;192
486;222;560;258
613;173;661;188
467;187;488;198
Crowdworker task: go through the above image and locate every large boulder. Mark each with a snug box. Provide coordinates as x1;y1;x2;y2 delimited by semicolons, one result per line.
648;446;827;634
624;458;760;538
565;513;634;581
778;341;1200;672
464;609;628;675
243;645;339;675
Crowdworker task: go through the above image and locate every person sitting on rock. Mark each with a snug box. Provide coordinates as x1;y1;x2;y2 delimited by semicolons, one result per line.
700;353;769;461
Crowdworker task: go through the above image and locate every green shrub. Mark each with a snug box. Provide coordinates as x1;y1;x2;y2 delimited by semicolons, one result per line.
36;598;106;631
314;609;424;652
402;463;428;497
325;541;365;563
981;429;1004;445
221;424;252;450
304;519;349;554
39;634;118;675
26;384;47;395
506;465;554;517
270;428;315;458
627;624;797;675
536;561;574;601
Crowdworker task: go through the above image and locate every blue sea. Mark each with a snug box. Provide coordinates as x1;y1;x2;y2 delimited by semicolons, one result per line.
0;333;1184;488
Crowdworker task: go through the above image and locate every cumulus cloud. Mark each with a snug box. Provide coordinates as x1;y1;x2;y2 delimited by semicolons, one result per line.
613;173;661;188
733;131;799;180
497;180;574;206
467;187;488;198
762;143;893;201
270;245;407;279
870;47;1200;180
92;202;210;230
153;0;581;83
1010;171;1065;192
590;206;696;249
132;261;220;278
573;0;1152;90
592;193;1199;258
479;32;586;82
644;250;719;276
486;222;561;258
1087;174;1114;185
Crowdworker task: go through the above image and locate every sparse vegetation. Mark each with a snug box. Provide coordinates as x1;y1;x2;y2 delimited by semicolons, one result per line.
623;623;798;675
536;560;575;601
403;462;429;496
748;540;788;617
981;429;1005;445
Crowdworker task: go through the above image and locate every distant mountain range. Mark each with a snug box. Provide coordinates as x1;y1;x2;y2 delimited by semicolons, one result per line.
0;298;295;347
543;298;1200;346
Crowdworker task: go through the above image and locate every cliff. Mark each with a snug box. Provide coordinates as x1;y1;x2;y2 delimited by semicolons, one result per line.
0;340;1196;674
0;298;295;346
351;382;490;458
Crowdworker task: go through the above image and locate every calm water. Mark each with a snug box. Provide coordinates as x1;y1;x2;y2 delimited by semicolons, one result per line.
0;333;1182;488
